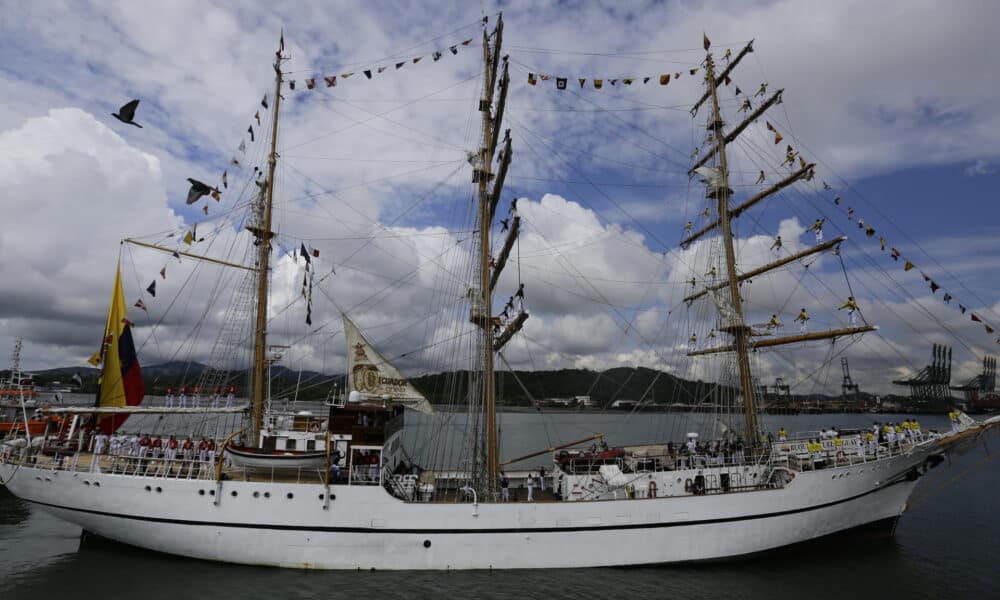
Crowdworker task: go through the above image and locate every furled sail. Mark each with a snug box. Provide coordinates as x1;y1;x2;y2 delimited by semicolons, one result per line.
343;314;433;415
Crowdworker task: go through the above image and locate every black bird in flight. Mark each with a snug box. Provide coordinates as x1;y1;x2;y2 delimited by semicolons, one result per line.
112;99;143;128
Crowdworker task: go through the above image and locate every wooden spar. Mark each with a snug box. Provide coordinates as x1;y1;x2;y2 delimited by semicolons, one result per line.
488;131;511;222
251;46;285;443
500;433;605;466
688;89;784;174
687;325;878;356
681;163;814;247
42;404;250;415
489;216;520;291
683;236;847;303
690;40;754;116
494;310;528;352
704;52;759;442
489;60;510;156
488;17;503;99
123;239;254;271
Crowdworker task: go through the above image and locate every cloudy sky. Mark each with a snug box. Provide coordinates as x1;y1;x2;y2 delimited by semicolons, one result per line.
2;0;999;396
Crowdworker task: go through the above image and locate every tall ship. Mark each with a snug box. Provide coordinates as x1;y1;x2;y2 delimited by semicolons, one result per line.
2;19;998;569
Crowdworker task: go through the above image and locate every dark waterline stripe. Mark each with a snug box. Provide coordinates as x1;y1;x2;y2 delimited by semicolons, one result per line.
25;478;909;535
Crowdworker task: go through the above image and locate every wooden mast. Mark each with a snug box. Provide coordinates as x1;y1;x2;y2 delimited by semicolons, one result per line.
704;51;759;442
478;19;499;492
251;43;285;443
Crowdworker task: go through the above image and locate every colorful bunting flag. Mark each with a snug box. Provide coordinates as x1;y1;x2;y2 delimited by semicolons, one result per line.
341;73;354;79
433;51;442;61
160;266;166;280
247;125;254;142
289;80;296;90
972;313;982;322
943;293;952;303
904;261;915;271
579;78;586;88
183;231;193;246
306;78;316;89
594;79;603;89
396;62;405;69
222;170;228;189
461;38;472;46
960;304;967;314
528;73;536;85
134;299;147;312
364;70;372;79
930;281;940;293
261;94;268;109
413;56;422;64
987;325;995;334
659;74;669;85
556;77;567;90
146;281;156;297
703;33;711;50
325;76;337;87
450;45;458;55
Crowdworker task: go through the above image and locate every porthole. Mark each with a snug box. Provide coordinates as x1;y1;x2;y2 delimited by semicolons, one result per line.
253;491;260;498
93;482;100;487
145;485;152;492
264;492;271;498
156;486;163;493
423;540;432;548
287;492;294;499
209;489;215;496
231;490;238;497
198;489;206;496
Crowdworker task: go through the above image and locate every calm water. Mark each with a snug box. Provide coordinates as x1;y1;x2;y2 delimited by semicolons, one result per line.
2;411;998;599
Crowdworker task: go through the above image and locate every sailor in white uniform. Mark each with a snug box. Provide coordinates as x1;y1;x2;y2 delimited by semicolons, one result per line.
93;432;108;455
526;473;535;502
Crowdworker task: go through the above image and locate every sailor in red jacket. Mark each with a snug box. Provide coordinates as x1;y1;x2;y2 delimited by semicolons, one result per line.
178;386;189;409
207;438;217;464
138;433;151;459
165;386;176;408
198;437;209;462
151;435;163;459
181;436;194;459
166;435;179;460
226;385;236;408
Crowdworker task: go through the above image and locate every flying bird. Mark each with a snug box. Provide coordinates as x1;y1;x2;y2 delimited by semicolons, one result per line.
185;178;218;205
111;99;143;128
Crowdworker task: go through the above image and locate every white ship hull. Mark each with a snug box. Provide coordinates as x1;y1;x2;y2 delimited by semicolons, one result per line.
0;448;934;570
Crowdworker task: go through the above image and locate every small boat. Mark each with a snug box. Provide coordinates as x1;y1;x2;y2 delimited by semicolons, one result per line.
223;444;328;469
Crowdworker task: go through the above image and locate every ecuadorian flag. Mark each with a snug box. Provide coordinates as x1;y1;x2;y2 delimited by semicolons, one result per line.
93;263;145;434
